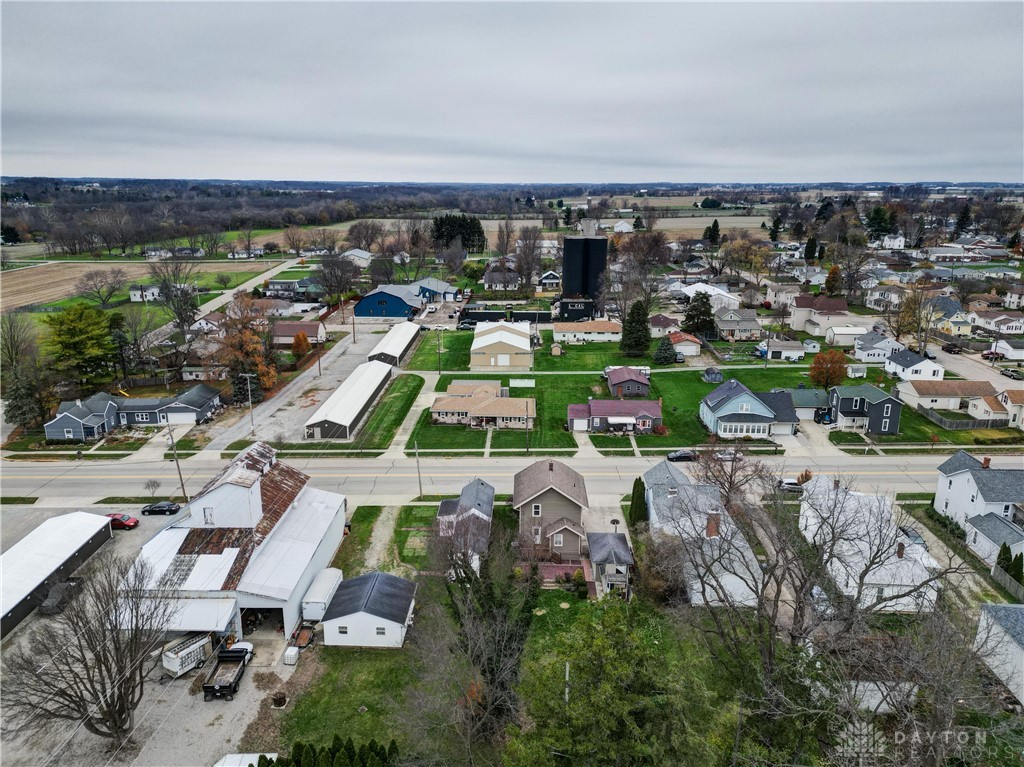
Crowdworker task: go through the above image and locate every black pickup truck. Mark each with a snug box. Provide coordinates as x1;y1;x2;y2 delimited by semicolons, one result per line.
202;642;254;701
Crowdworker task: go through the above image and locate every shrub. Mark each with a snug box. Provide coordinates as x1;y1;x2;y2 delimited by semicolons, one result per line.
651;425;667;436
572;568;586;586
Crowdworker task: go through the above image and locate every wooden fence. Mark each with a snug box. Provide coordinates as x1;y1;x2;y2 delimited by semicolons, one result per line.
918;405;1008;431
991;565;1024;602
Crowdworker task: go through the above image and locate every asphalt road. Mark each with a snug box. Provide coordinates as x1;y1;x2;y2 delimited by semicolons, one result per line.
2;451;1000;512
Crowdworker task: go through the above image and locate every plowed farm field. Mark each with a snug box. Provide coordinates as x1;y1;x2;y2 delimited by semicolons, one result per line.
0;261;273;313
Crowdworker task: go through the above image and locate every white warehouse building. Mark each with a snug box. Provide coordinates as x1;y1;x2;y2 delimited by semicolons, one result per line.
137;443;348;638
367;321;420;366
304;360;393;439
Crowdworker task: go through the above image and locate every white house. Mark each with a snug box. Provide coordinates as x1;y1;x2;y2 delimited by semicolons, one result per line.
676;282;741;311
136;443;348;638
1003;287;1024;310
341;248;373;269
437;478;495;574
552;321;622;343
967;395;1009;421
321;571;416;648
765;284;801;309
613;220;634;234
895;380;996;411
997;388;1024;430
882;234;906;249
825;326;868;347
129;285;161;303
643;462;761;608
853;332;905;363
884;350;944;381
969;311;1024;335
800;476;938;614
966;514;1024;567
757;339;806;361
991;339;1024;361
189;312;226;336
976;604;1024;705
933;451;1024;528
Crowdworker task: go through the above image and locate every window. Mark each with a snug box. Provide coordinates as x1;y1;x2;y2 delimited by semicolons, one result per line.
337;626;348;635
63;428;74;439
532;503;542;517
944;500;949;510
932;370;940;377
739;403;750;413
852;398;861;410
532;527;542;544
553;533;564;547
119;413;127;425
881;419;889;432
376;627;386;636
947;479;952;489
876;587;884;602
883;404;891;417
378;299;387;306
136;413;150;422
972;531;978;544
970;494;976;503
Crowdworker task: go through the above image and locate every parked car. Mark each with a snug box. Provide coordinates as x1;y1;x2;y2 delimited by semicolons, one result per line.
432;324;446;331
908;345;937;360
142;501;181;516
898;525;928;550
105;513;140;530
426;305;437;313
456;322;475;330
982;350;1005;361
714;449;743;462
1000;368;1024;380
940;344;962;354
666;449;696;462
777;479;804;494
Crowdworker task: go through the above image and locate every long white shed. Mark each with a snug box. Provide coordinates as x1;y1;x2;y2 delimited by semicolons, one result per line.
367;321;420;366
303;361;393;439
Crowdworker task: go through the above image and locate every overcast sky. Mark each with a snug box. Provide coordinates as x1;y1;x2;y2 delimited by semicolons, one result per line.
2;2;1021;183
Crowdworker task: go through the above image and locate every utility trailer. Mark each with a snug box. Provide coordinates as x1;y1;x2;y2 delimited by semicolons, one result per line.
160;632;213;680
202;641;254;701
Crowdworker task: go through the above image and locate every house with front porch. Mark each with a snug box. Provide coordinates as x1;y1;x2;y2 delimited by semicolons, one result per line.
935;311;973;337
714;308;761;341
567;400;663;434
865;285;907;311
513;460;589;561
698;379;798;438
826;384;901;434
430;380;535;430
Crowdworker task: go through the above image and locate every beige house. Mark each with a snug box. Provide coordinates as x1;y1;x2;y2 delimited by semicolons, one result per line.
470;321;533;371
430;380;535;429
997;389;1024;430
895;380;996;411
513;460;589;561
967;395;1008;421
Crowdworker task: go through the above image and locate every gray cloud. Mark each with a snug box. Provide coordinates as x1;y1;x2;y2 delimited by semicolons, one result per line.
2;2;1021;182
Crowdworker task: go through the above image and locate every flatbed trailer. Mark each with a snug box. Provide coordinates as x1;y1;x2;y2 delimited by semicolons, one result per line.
202;642;253;701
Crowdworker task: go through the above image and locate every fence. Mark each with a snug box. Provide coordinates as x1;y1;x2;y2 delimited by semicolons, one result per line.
991;565;1024;602
918;405;1008;431
928;329;991;352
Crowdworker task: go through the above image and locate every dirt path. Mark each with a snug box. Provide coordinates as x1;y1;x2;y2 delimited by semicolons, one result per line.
363;505;401;571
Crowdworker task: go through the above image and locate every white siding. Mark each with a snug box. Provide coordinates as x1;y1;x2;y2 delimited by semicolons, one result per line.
322;610;410;649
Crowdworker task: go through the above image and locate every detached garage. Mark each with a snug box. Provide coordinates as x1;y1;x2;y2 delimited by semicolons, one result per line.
304;361;393;439
1;512;112;637
367;322;420;366
322;571;416;648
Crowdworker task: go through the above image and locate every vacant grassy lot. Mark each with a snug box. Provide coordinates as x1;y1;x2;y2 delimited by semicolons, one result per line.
406;330;473;371
535;331;672;372
876;407;1024;446
394;505;436;570
331;505;382;576
348;374;424;450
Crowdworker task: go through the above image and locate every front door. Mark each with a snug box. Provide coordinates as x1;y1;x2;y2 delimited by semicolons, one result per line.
159;412;168;424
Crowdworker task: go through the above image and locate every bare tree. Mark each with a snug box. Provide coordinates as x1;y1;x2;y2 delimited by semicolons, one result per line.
641;204;660;232
282;226;306;256
148;259;200;334
214;272;232;290
950;277;985;307
1;312;38;385
236;226;256;258
346;220;385;251
369;253;397;285
144;478;161;498
198;229;224;260
75;268;127;306
311;227;341;254
1;554;177;748
516;225;543;290
317;255;361;302
495;215;516;256
117;303;161;367
437;236;467;278
829;241;874;299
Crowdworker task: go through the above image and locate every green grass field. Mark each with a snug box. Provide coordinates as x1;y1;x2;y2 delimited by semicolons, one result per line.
331;505;382;576
875;407;1024;445
406;409;489;451
534;330;671;372
405;330;473;371
346;374;424;450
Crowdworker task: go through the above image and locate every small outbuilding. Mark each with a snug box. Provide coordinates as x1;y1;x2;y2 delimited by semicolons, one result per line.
321;571;416;648
703;367;724;383
366;321;420;366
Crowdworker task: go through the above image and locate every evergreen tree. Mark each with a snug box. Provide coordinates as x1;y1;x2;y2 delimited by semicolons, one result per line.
633;215;645;230
682;291;715;337
954;203;972;237
301;744;316;767
768;216;782;240
332;751;351;767
804;236;817;261
42;304;116;390
708;219;720;247
619;301;652;357
3;374;41;430
997;543;1014;573
291;741;305;766
817;242;827;260
1011;553;1024;584
791;221;806;240
866;206;892;239
653;335;676;364
629;476;648;526
317;748;333;767
386;740;399;764
824;265;842;296
233;373;265;406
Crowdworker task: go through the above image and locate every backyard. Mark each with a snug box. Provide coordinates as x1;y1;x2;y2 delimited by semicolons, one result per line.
406;330;473;371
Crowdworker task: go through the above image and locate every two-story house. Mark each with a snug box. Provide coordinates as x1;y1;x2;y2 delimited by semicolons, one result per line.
642;461;760;607
789;295;849;335
933;451;1024;528
997;388;1024;430
865;285;907;311
853;331;905;363
699;379;798;438
514;460;589;561
714;307;761;341
437;478;495;574
827;384;901;434
884;350;944;381
969;311;1024;335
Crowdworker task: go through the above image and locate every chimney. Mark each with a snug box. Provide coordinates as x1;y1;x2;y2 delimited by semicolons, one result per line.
896;542;905;559
75;399;82;407
706;512;720;539
548;460;554;472
833;479;840;490
982;457;991;469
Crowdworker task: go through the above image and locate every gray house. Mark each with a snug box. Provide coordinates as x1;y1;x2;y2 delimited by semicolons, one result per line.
827;384;901;434
513;460;589;561
606;367;651;397
698;379;798;438
714;308;761;341
586;532;634;599
44;384;222;441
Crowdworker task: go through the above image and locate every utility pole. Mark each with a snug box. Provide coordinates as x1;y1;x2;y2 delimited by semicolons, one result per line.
166;425;190;502
414;440;423;498
437;328;442;374
351;310;356;343
241;373;257;436
564;661;570;705
763;334;770;370
316;339;322;377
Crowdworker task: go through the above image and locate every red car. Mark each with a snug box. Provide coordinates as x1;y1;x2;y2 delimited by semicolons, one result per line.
105;513;140;530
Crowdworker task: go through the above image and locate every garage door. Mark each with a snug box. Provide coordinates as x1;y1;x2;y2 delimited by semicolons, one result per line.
498;354;511;366
165;411;196;425
572;419;589;431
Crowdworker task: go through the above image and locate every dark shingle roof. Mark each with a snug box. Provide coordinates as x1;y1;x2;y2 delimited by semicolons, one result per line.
831;384;893;404
458;477;495;519
887;349;928;369
779;387;829;409
937;450;982;475
753;391;798;423
702;379;753;412
172;383;221;410
513;460;588;510
587;532;634;567
983;604;1024;647
323;571;416;624
973;469;1024;503
967;514;1024;547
